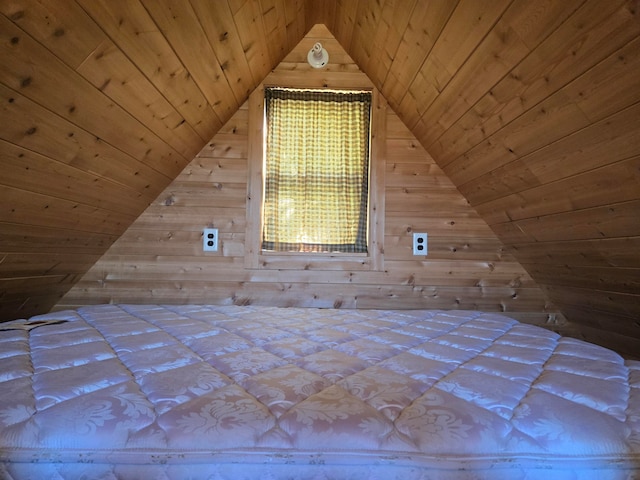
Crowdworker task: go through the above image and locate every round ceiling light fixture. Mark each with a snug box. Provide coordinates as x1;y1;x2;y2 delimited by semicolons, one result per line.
307;42;329;68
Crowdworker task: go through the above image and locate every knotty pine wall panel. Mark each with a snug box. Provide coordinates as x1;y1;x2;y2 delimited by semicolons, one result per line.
323;0;640;356
2;0;638;356
0;14;186;179
1;0;306;320
74;0;225;138
61;25;563;331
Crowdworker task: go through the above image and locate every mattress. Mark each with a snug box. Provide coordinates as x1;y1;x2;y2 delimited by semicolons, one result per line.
0;304;638;480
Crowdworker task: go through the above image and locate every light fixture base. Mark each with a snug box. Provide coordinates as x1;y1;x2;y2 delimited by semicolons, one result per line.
307;42;329;68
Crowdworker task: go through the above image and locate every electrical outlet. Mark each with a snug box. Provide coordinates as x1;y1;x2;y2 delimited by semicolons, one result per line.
203;228;218;252
413;233;428;256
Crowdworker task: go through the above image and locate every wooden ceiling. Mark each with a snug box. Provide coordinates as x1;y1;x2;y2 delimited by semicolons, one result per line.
1;1;639;350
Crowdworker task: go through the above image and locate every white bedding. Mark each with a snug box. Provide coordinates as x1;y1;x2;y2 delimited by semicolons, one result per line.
0;304;638;479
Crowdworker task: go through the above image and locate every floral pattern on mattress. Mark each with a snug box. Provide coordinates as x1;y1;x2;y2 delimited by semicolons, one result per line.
0;304;639;478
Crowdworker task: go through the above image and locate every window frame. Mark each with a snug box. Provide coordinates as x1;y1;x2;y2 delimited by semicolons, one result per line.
245;84;385;272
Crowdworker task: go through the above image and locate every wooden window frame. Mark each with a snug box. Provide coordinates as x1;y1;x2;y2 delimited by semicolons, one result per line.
245;84;385;272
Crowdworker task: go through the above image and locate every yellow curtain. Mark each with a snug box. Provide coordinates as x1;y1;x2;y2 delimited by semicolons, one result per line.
262;88;371;253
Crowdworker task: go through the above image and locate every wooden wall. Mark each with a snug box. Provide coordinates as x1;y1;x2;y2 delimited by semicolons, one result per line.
60;25;564;330
3;0;638;357
0;0;306;320
315;0;640;357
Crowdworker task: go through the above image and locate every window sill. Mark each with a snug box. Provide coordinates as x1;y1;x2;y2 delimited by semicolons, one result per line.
256;252;372;271
261;250;368;257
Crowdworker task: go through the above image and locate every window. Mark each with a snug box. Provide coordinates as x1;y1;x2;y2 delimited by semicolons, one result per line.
262;88;372;253
246;85;385;272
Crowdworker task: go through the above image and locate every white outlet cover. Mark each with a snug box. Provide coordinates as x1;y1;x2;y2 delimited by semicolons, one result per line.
203;228;218;252
413;233;428;255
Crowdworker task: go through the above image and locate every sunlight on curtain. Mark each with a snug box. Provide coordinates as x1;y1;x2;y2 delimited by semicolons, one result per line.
262;88;372;253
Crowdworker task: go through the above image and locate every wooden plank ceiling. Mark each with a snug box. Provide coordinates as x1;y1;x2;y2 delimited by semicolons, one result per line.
1;1;639;347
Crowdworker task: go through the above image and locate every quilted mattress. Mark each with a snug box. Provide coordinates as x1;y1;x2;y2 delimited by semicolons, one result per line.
0;304;639;479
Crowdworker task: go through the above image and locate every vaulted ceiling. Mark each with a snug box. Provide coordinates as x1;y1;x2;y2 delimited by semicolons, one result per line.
1;1;639;352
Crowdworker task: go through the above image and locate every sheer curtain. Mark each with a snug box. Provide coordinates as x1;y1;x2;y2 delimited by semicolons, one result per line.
262;88;372;253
